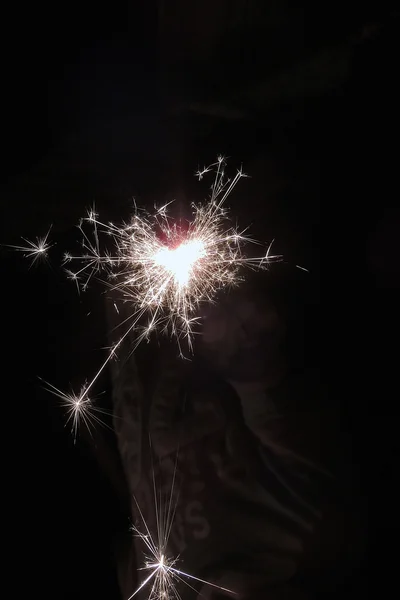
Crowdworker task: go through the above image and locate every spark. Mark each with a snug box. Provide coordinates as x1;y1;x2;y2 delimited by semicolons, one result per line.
67;157;279;352
5;226;53;267
129;445;236;600
38;378;112;442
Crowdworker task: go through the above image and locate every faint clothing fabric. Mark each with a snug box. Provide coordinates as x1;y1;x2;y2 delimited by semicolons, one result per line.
108;294;361;599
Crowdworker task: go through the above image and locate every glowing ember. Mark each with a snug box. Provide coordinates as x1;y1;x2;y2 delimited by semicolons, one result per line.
153;239;206;288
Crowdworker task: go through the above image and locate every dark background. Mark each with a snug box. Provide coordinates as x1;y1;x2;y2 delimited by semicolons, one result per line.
1;2;398;597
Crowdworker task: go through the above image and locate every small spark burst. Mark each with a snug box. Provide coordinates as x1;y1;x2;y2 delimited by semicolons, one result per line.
128;450;236;600
129;526;236;600
5;225;53;267
38;378;111;441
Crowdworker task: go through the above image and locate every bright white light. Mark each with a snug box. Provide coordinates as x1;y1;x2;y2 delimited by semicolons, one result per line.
153;239;206;288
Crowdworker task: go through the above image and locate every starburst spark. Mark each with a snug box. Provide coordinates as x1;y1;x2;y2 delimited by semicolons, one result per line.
129;531;236;600
38;378;112;441
128;446;236;600
5;225;53;267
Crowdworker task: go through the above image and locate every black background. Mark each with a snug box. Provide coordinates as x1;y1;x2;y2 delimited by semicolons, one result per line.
1;2;398;597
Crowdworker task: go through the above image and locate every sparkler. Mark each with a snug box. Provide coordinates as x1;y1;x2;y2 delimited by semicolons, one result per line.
65;158;278;347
